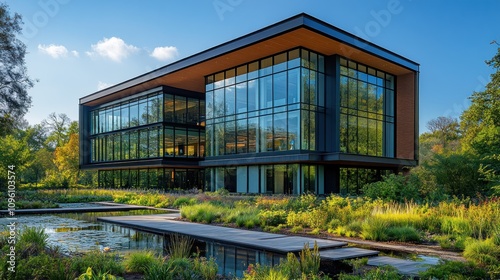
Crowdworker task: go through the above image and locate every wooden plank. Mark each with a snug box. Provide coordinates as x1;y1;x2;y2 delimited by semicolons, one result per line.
320;247;379;261
98;214;347;254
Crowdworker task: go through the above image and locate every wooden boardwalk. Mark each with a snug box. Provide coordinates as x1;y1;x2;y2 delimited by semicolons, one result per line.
98;213;437;275
99;214;346;253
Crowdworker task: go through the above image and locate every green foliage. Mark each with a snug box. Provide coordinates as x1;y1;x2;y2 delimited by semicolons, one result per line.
0;2;35;137
13;253;74;280
167;234;194;260
338;266;402;280
360;217;389;241
173;197;197;208
244;243;329;280
424;153;485;197
144;260;170;280
163;258;197;280
192;256;218;280
123;250;161;274
76;267;121;280
70;251;125;276
363;174;421;202
0;134;31;188
181;202;226;223
463;238;500;267
385;226;421;242
233;210;260;228
419;260;488;280
259;210;288;227
299;242;321;275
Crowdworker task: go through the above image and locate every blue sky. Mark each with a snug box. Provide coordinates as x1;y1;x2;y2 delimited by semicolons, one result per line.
7;0;500;133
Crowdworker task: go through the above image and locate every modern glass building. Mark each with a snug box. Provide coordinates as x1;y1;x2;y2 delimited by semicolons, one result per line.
79;14;419;195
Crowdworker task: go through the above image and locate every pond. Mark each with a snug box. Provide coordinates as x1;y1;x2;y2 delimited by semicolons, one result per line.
0;208;287;277
0;206;439;278
0;209;166;256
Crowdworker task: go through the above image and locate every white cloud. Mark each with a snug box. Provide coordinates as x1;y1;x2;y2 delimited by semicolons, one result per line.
150;46;178;62
88;37;139;62
38;44;79;58
97;81;113;90
38;44;68;58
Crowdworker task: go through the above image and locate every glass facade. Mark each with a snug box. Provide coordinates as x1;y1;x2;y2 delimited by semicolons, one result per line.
86;49;401;193
340;167;392;195
98;168;204;191
205;164;323;194
339;58;395;157
89;87;205;190
205;48;325;157
90;90;205;163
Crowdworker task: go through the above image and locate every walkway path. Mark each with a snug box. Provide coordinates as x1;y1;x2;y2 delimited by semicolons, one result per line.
99;214;436;276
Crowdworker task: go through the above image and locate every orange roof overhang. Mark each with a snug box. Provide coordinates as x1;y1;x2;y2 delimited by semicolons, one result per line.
80;14;419;107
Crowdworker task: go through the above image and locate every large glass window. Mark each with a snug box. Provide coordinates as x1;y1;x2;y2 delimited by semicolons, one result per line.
89;90;204;163
339;58;395;157
175;128;186;157
204;48;325;156
139;97;148;126
165;128;174;156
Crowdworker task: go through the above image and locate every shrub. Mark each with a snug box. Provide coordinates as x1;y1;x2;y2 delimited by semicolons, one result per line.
192;257;218;280
363;174;421;202
173;197;197;208
244;243;326;280
441;216;472;236
259;210;287;227
463;238;500;267
123;250;161;274
144;261;169;280
361;218;388;241
338;266;402;280
167;234;194;260
164;257;195;279
419;260;488;280
17;227;48;258
71;251;125;276
386;226;421;242
291;226;303;233
234;212;260;229
299;242;321;276
434;233;467;250
15;253;75;280
181;203;226;223
76;267;120;280
306;208;329;230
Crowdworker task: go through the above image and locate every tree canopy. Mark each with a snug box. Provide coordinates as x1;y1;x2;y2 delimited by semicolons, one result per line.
0;2;35;136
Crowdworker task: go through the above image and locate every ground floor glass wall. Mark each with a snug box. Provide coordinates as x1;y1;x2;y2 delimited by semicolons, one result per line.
339;167;392;195
98;168;204;191
205;164;323;194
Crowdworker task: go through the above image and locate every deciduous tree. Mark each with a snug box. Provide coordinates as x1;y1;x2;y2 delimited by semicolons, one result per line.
0;2;35;136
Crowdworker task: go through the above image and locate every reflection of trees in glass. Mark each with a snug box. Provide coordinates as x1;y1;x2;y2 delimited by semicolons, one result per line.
339;61;393;157
340;168;384;195
149;128;159;158
129;130;138;159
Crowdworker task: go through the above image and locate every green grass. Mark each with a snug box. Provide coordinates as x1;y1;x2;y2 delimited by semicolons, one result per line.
123;250;162;274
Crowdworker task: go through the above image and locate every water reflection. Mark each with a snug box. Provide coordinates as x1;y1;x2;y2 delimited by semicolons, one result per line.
0;210;167;255
0;211;285;277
